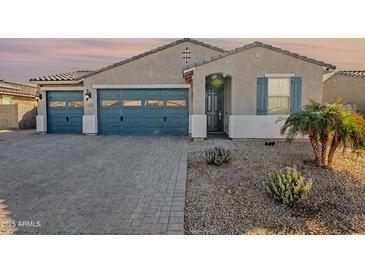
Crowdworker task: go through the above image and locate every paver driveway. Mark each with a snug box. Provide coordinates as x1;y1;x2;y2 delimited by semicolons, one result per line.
0;131;187;234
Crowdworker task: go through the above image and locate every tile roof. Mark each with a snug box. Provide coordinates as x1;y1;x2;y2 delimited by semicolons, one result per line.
80;38;227;79
30;70;92;82
0;80;37;97
336;70;365;79
184;41;336;71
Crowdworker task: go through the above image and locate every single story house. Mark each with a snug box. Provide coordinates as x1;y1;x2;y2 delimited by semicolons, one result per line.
30;38;335;139
0;80;37;129
323;71;365;115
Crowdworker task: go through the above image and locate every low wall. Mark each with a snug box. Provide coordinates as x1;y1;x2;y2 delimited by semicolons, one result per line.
0;105;18;129
228;115;288;139
0;104;36;129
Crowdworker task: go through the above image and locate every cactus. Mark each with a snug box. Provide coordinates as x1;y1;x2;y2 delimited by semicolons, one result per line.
262;167;312;207
205;146;232;166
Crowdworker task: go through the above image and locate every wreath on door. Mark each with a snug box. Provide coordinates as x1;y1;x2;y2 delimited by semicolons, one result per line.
209;74;224;92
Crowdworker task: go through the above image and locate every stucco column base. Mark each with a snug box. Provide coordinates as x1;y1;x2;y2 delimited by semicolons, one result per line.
36;115;47;133
83;115;97;134
191;115;207;138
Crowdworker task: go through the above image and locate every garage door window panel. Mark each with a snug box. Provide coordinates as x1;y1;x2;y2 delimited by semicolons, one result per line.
102;100;120;107
123;100;142;107
167;100;186;107
144;100;164;107
49;101;66;107
68;101;84;107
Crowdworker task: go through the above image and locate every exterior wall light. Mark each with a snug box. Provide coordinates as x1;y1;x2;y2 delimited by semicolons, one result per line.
85;90;92;101
35;91;42;102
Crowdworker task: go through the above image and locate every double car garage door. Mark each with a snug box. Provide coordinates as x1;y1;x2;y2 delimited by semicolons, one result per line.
98;89;188;135
46;89;188;135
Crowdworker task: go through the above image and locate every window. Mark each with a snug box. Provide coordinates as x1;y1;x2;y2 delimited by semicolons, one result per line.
268;78;290;115
123;100;141;107
68;101;84;107
167;100;186;107
49;101;66;107
144;100;164;107
1;96;12;105
102;100;120;107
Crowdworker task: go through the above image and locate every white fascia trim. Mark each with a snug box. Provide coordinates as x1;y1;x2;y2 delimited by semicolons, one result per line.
93;84;191;89
323;71;337;83
40;86;84;91
183;67;195;74
32;80;82;85
264;73;295;78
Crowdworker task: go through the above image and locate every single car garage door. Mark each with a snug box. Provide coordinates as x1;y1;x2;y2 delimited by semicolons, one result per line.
47;91;84;134
98;89;188;135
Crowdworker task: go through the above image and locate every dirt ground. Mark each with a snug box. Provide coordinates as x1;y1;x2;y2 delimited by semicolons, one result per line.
185;139;365;235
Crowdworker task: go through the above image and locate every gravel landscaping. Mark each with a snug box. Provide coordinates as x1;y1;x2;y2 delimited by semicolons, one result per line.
185;139;365;235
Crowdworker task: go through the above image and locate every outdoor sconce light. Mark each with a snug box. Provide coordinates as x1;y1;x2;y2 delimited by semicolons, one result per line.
85;90;92;101
35;91;42;102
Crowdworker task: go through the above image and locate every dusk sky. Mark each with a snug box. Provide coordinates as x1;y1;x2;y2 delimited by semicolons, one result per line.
1;38;365;84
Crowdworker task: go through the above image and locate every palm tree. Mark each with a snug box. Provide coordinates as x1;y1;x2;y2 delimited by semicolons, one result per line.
327;107;365;168
318;102;341;166
280;101;326;166
281;100;365;169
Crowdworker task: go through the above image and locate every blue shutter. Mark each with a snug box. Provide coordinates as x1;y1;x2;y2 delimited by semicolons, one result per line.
257;77;268;115
290;76;302;113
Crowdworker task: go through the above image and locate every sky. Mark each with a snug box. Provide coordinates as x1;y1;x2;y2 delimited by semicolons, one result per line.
1;38;365;84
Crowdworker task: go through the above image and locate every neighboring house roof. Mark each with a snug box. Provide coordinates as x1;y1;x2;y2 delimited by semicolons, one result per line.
0;80;37;98
79;38;227;79
323;70;365;83
184;41;336;71
336;70;365;79
30;70;92;82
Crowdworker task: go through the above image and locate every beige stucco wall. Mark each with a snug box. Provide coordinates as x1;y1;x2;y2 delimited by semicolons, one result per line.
191;46;324;115
323;75;365;114
83;41;223;117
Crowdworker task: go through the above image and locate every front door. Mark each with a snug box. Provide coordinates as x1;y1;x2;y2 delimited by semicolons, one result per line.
206;86;223;132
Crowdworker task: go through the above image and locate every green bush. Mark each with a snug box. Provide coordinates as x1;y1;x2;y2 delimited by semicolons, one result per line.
262;167;312;207
205;146;232;165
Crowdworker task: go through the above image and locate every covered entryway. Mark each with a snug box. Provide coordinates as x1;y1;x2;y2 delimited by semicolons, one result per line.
46;91;83;134
205;73;231;134
98;89;188;135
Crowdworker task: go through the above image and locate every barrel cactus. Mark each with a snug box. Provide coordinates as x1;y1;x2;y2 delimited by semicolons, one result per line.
262;167;313;207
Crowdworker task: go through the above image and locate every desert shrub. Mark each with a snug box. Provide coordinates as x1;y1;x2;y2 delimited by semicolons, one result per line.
262;167;312;207
205;146;232;165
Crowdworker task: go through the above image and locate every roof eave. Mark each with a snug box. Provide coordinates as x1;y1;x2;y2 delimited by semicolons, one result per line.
185;42;336;71
30;80;83;85
0;91;35;98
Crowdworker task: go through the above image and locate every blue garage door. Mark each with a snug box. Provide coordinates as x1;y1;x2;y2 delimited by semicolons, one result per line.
47;91;83;134
98;89;188;135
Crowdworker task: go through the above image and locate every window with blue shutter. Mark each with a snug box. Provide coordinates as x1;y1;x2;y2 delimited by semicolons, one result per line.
256;77;268;115
290;76;302;113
